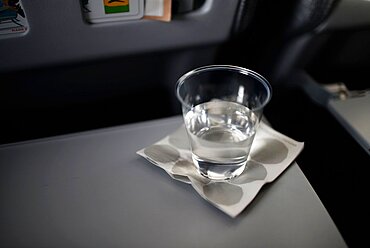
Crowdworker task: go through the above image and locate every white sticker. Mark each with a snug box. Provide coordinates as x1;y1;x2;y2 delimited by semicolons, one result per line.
82;0;144;23
0;0;29;38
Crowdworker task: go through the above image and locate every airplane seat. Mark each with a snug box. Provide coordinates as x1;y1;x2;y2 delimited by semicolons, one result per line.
0;0;261;144
236;1;370;247
248;0;340;84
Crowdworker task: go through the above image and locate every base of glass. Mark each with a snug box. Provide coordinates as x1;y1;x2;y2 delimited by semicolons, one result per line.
192;157;246;181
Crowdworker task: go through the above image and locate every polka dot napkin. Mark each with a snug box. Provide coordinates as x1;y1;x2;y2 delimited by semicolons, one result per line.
137;122;304;217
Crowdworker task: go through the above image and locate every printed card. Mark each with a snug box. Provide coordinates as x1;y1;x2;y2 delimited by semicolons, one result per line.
0;0;29;38
82;0;144;23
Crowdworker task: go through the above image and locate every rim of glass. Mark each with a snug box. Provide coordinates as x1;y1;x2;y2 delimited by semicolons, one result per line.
175;65;272;111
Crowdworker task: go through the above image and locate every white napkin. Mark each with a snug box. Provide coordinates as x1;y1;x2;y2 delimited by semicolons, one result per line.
137;122;304;217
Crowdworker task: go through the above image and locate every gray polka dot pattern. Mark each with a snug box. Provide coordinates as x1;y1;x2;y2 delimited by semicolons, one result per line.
173;160;210;184
231;160;267;184
144;145;180;163
251;138;288;164
172;160;194;176
203;182;243;206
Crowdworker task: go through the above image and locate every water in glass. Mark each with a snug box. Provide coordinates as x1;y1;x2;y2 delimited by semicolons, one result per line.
184;100;258;180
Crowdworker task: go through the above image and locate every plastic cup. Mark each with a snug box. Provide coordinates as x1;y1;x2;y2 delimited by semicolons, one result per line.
176;65;272;180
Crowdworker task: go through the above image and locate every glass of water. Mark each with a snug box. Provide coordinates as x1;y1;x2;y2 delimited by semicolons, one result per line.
176;65;272;180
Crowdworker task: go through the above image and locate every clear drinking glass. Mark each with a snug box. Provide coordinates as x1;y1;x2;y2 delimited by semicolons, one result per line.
176;65;272;180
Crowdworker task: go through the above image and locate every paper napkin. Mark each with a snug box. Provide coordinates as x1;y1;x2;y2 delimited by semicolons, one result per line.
137;122;304;217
